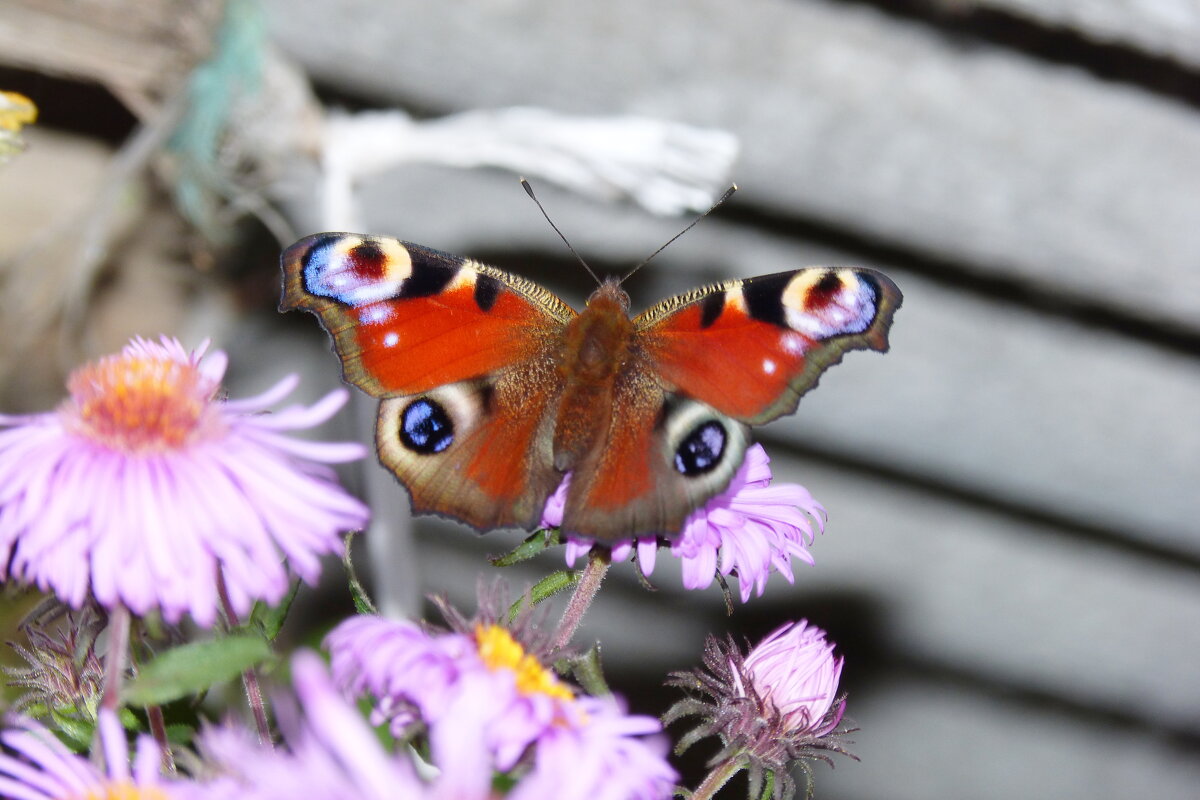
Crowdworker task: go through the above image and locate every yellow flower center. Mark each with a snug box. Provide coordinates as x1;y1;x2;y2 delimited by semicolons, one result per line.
64;352;218;453
76;781;170;800
0;91;37;132
474;624;573;702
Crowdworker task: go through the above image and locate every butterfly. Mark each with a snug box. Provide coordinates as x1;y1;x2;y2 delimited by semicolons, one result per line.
281;232;901;542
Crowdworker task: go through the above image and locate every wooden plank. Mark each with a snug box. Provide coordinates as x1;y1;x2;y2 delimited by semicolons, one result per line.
264;0;1200;331
781;453;1200;734
979;0;1200;69
827;676;1200;800
280;164;1200;554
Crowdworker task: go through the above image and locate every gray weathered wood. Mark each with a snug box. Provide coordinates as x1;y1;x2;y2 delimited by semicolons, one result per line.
264;0;1200;331
828;675;1200;800
981;0;1200;69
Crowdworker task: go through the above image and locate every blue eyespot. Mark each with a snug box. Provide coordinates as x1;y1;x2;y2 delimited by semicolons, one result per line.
674;421;726;476
400;398;454;454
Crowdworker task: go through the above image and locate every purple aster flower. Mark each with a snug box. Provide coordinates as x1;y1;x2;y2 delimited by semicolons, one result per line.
665;620;854;800
511;695;677;800
196;651;668;800
0;709;194;800
193;652;436;800
742;621;844;737
326;614;570;770
546;444;824;602
327;607;676;798
0;336;369;627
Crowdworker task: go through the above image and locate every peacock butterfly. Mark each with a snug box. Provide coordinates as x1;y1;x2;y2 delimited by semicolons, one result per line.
280;232;901;542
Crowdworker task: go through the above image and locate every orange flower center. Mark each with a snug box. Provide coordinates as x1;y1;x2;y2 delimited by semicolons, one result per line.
76;781;170;800
474;624;573;702
64;352;218;453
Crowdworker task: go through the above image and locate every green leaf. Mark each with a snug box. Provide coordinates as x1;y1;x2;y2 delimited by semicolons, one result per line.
343;535;377;615
489;528;562;567
118;707;141;731
47;710;93;751
507;569;579;622
247;580;300;641
164;722;196;746
569;643;610;697
124;635;272;706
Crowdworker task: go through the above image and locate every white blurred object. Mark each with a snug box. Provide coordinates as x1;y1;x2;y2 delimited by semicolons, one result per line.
320;106;740;229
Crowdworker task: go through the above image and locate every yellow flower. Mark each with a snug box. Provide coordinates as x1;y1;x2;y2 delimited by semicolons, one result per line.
0;90;37;162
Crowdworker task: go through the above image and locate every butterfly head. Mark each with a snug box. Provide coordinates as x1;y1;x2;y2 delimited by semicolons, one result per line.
585;278;631;316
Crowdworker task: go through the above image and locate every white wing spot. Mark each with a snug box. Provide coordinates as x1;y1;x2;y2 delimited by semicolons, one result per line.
383;332;399;347
781;331;808;355
762;358;777;375
359;304;394;325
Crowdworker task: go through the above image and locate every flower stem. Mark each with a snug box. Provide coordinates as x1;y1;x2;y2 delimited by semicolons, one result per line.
691;756;745;800
552;549;610;651
146;705;176;773
217;571;272;745
99;604;130;712
124;619;175;770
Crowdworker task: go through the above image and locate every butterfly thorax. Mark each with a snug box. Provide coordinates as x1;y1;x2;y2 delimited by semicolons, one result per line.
551;281;636;473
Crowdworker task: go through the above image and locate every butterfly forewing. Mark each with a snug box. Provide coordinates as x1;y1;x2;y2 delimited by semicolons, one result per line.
635;267;901;425
280;233;574;397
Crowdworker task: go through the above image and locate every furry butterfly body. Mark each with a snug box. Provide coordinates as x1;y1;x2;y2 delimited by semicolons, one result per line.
281;233;901;542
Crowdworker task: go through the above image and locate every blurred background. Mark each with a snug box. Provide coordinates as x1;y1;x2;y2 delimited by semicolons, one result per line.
1;0;1199;797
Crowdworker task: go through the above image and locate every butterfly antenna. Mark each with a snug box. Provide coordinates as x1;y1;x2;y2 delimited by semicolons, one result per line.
619;184;738;285
521;178;602;286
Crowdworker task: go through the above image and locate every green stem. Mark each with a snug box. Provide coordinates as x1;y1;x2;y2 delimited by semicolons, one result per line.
551;549;610;651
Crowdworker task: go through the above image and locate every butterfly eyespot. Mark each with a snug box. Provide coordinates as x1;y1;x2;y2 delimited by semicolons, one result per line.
400;398;454;454
674;420;726;476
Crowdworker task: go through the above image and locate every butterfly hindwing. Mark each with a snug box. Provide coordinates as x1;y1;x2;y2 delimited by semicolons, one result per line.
280;233;575;397
635;267;902;424
559;371;751;539
375;371;563;531
281;233;574;528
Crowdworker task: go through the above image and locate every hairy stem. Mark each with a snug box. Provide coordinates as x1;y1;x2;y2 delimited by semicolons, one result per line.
98;605;130;713
691;756;745;800
217;571;272;745
552;549;610;651
146;705;176;773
